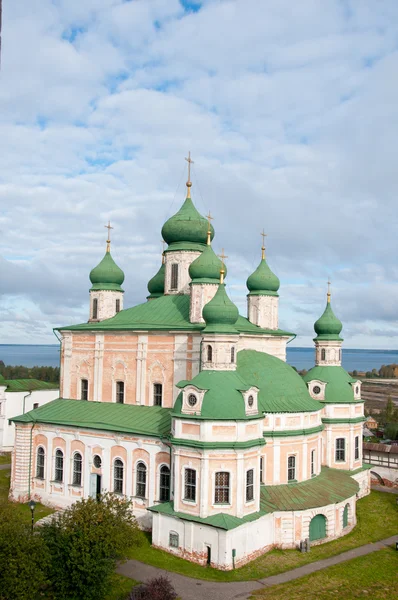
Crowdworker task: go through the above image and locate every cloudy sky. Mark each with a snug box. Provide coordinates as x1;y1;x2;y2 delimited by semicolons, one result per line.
1;0;398;348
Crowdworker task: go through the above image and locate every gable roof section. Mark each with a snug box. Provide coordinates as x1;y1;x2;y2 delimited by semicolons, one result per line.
3;379;58;392
56;294;294;337
10;398;171;438
303;366;357;403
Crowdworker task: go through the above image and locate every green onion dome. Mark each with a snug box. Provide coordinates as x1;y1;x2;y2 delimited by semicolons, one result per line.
314;297;343;340
189;245;226;282
202;283;239;333
246;257;280;295
161;196;215;247
147;263;165;298
89;251;125;291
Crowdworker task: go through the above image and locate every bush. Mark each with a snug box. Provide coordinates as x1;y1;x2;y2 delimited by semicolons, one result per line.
128;576;177;600
41;493;140;600
0;503;49;600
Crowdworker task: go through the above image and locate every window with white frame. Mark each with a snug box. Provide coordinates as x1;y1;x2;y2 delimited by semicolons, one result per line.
36;447;45;479
159;465;170;501
231;347;235;363
214;472;230;504
92;298;98;320
260;457;263;483
54;449;64;482
207;345;213;362
335;438;345;462
170;264;179;290
184;468;196;501
116;381;124;404
116;299;121;313
321;348;326;360
355;436;359;460
81;379;88;400
169;531;179;548
287;455;296;481
153;383;163;406
73;452;82;486
311;449;315;476
246;469;254;501
136;462;147;498
114;459;124;494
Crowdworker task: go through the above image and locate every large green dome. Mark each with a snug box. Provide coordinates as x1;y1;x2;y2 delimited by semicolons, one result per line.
189;245;226;282
314;299;343;340
202;283;239;333
247;258;280;295
161;196;214;247
147;262;165;298
89;251;124;291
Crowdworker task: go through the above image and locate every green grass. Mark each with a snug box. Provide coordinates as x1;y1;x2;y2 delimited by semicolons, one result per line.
105;574;138;600
0;452;11;464
0;467;54;524
125;490;397;582
252;546;398;599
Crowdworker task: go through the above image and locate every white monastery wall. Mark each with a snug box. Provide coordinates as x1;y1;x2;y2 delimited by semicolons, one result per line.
247;295;279;330
237;335;288;361
190;283;218;323
164;251;201;295
89;290;123;322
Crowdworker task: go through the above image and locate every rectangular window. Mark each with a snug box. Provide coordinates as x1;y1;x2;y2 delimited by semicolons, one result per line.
170;263;179;291
54;450;64;482
260;457;263;483
311;449;315;476
92;298;98;320
355;436;359;460
153;383;163;406
136;462;147;498
36;448;45;479
81;379;88;401
288;455;296;481
116;381;124;404
336;438;346;462
184;468;196;501
215;472;230;504
116;299;120;313
169;532;179;548
72;453;82;486
246;469;254;501
33;403;39;410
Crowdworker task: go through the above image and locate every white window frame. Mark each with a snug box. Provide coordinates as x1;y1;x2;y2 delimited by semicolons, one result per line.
159;463;171;502
214;471;231;505
287;454;297;482
311;449;316;476
354;436;360;460
115;380;125;404
182;466;197;504
72;451;83;487
36;446;45;479
113;457;124;495
335;437;346;462
54;448;64;483
135;460;148;499
80;378;89;401
153;382;163;407
245;468;255;503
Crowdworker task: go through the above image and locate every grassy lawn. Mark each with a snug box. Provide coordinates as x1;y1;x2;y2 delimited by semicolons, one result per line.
126;490;397;582
0;467;54;524
105;574;138;600
0;452;11;464
252;546;398;599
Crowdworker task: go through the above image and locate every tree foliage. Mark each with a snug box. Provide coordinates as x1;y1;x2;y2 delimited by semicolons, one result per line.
0;360;60;383
41;493;141;600
129;576;177;600
0;503;49;600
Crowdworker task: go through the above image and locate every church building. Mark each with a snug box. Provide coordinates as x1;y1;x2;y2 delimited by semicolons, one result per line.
9;159;370;569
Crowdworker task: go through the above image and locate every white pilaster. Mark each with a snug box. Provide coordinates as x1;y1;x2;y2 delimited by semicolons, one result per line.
135;334;148;405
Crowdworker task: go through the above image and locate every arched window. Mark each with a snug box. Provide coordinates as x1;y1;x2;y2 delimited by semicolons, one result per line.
343;503;349;528
54;449;64;482
171;264;179;290
311;449;316;476
153;383;163;406
231;347;235;363
116;299;120;313
136;462;147;498
114;459;124;494
214;472;230;504
207;345;213;362
73;452;82;486
288;455;296;481
116;381;124;404
81;379;88;401
159;465;170;501
321;348;326;361
92;298;98;320
336;438;345;462
184;468;196;501
246;469;254;501
169;531;179;548
36;447;45;479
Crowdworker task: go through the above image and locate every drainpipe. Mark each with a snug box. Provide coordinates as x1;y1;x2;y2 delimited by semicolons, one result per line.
287;334;297;345
161;438;173;499
23;391;32;415
28;423;35;499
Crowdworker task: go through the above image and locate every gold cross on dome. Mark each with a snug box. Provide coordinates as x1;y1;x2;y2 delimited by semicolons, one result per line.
261;229;267;259
327;278;331;302
206;211;213;225
185;151;194;183
218;248;228;266
206;211;213;245
105;221;113;252
218;248;228;284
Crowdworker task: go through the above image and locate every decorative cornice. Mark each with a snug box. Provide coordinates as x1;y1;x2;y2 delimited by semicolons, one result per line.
169;437;266;450
262;425;324;438
322;417;366;424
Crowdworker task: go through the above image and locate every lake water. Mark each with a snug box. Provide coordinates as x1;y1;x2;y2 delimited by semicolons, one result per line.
1;344;398;372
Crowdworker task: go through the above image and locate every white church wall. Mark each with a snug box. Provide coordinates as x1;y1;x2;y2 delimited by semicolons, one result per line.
164;251;201;295
237;335;288;361
247;295;279;330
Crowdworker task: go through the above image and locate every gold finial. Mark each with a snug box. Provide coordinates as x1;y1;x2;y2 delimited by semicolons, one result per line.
327;278;331;303
206;211;213;245
218;248;228;284
104;220;113;253
260;229;267;260
185;151;194;198
161;240;166;264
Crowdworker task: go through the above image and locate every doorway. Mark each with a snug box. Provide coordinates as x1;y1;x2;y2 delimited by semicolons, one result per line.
206;545;211;566
90;473;102;500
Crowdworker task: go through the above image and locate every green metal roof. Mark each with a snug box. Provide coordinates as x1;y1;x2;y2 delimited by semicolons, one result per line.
202;283;239;334
89;250;125;292
247;257;280;295
238;350;322;413
56;294;294;337
147;262;165;298
314;298;343;341
260;466;359;512
3;379;58;392
189;244;225;282
303;366;358;403
10;398;171;438
161;195;214;247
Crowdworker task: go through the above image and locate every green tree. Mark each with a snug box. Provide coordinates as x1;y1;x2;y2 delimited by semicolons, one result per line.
0;503;49;600
386;396;395;422
41;493;140;600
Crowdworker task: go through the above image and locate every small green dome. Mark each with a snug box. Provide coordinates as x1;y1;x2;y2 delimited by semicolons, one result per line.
202;284;239;333
247;258;280;295
189;245;226;281
161;197;214;246
89;251;125;291
147;263;165;298
314;299;343;340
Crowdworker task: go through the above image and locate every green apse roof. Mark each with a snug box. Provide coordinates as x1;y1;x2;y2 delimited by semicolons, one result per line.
314;297;343;341
202;283;239;334
172;370;261;421
189;244;225;282
238;350;322;413
89;250;125;292
303;366;358;404
1;379;58;392
147;262;165;298
161;194;214;248
56;294;294;337
10;398;171;438
247;256;280;296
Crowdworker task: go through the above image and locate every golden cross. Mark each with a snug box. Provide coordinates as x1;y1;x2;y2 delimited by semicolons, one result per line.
261;229;267;259
105;221;113;252
218;248;228;284
327;278;331;302
218;248;228;266
206;211;213;225
206;211;213;245
185;151;194;183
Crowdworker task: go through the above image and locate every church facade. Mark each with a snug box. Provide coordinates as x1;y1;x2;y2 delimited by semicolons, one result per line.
9;168;370;570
